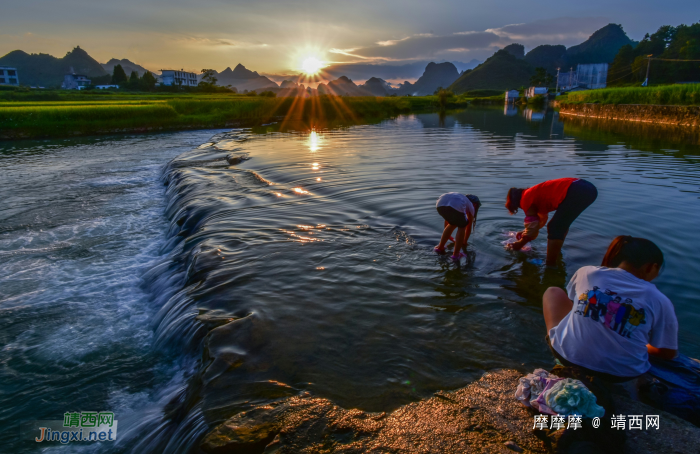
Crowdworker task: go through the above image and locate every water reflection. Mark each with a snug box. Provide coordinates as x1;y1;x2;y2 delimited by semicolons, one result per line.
308;130;321;152
559;113;700;154
524;108;545;122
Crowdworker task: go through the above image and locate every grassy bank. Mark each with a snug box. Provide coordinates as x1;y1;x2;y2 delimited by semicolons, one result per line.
0;94;468;139
564;84;700;105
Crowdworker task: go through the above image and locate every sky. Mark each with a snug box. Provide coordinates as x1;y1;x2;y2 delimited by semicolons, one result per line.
0;0;696;82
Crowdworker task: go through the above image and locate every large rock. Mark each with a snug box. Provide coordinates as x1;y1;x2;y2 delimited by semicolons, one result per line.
201;369;700;454
201;369;547;453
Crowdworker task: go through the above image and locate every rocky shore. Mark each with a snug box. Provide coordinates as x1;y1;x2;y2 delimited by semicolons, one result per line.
199;369;700;454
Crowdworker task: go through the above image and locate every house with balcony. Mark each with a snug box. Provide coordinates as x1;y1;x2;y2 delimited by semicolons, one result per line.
160;69;198;87
0;67;19;85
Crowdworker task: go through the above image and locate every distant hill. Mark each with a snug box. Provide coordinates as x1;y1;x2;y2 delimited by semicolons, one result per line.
360;77;394;96
449;24;635;92
210;64;278;91
0;46;108;87
317;76;372;96
524;45;567;74
503;43;525;59
102;58;158;77
449;49;535;92
454;59;482;73
566;24;636;66
399;62;460;95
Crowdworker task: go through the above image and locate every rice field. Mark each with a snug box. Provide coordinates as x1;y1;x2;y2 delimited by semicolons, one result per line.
0;94;463;139
565;84;700;105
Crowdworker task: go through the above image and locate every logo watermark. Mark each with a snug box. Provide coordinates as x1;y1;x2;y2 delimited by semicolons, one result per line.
21;412;117;444
533;414;660;430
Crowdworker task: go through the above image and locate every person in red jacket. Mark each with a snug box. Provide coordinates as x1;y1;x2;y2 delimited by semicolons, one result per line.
505;178;597;266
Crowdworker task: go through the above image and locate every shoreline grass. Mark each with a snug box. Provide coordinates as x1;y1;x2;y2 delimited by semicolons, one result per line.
0;94;469;140
564;84;700;106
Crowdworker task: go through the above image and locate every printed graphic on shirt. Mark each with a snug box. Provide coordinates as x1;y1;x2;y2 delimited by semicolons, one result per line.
573;287;647;338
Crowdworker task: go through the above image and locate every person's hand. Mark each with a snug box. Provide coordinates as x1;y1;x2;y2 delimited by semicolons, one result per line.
515;231;523;240
510;241;524;251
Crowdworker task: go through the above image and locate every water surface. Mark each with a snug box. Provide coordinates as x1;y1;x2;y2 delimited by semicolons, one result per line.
1;108;699;452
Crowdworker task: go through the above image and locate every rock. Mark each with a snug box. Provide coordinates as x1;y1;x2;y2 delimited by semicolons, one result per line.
202;369;548;453
505;440;523;452
200;405;284;453
200;369;700;454
226;154;249;165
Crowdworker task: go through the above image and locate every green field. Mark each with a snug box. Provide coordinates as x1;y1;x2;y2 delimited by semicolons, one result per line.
564;84;700;106
0;92;472;139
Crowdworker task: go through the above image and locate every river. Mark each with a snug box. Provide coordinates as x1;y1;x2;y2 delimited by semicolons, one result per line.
1;107;699;452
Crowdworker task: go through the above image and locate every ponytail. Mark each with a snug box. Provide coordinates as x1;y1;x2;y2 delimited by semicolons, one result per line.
506;188;523;214
602;236;664;269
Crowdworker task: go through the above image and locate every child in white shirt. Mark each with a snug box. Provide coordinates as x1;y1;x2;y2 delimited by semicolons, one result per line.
543;236;678;380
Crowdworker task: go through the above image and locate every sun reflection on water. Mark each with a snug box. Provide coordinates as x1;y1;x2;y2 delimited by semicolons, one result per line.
308;130;320;152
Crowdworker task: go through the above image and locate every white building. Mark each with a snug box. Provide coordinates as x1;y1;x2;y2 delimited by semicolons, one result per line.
62;74;91;89
505;89;520;102
576;63;608;89
160;69;198;87
525;86;548;98
557;63;608;91
0;67;19;85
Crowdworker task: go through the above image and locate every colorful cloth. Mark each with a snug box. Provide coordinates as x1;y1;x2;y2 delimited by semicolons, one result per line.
515;369;605;418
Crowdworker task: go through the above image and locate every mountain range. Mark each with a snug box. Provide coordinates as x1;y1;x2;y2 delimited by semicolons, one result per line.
206;64;279;91
0;46;109;87
449;24;636;92
101;58;158;77
0;24;636;93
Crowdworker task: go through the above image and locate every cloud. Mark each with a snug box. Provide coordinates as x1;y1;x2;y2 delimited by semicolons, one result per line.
336;16;612;64
174;35;269;49
356;31;501;61
486;16;611;46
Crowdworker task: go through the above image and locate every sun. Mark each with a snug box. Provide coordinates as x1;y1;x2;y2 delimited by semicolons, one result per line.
301;57;325;75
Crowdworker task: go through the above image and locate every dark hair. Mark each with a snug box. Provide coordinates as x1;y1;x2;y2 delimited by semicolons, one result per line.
601;236;664;269
506;188;524;214
466;194;481;227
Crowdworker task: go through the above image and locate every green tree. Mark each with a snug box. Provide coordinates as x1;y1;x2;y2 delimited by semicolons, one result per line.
529;67;553;87
608;44;635;85
200;69;217;86
140;71;157;91
436;88;454;109
127;71;140;90
111;64;127;85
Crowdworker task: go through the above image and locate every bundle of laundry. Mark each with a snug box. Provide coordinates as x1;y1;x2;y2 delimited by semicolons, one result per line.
515;368;604;418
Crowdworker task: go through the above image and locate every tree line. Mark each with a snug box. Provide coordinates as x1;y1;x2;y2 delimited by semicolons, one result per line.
609;22;700;85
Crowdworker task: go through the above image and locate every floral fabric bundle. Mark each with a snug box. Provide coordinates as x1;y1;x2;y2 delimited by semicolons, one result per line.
515;369;604;418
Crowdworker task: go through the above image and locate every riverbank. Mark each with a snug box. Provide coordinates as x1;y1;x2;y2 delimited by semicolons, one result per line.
563;85;700;106
558;103;700;127
200;369;700;454
0;95;469;140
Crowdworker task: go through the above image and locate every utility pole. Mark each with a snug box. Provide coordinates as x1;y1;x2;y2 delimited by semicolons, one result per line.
555;67;560;93
643;55;653;87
